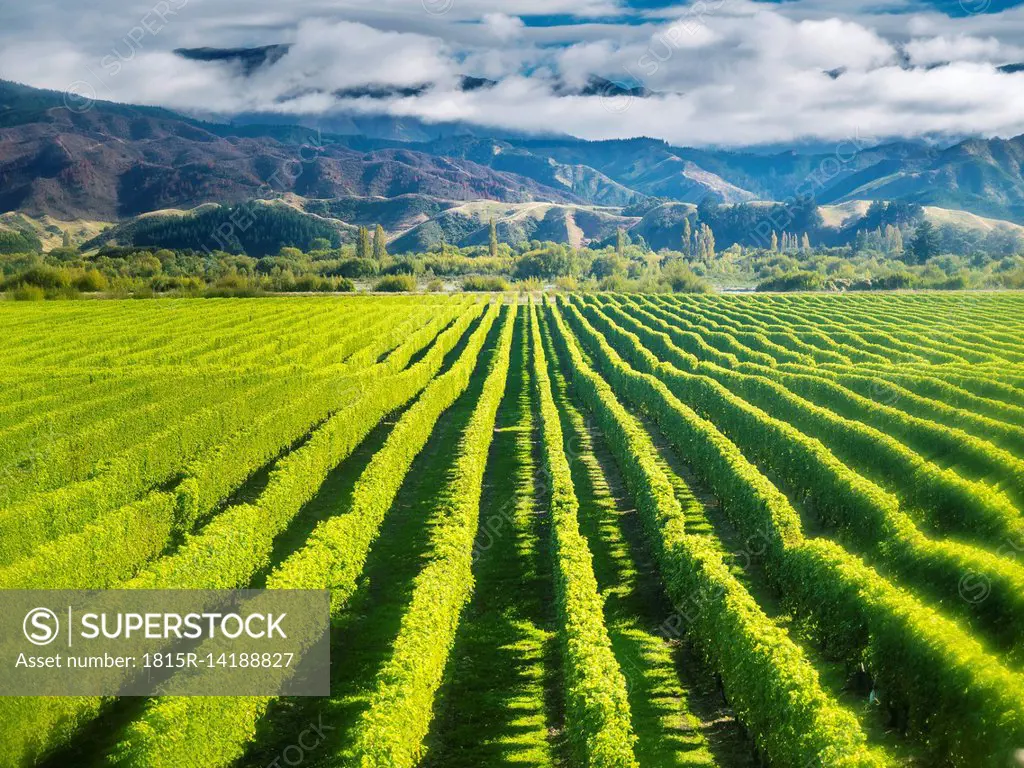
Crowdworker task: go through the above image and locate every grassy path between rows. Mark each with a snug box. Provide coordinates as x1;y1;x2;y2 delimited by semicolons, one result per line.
422;308;564;768
543;323;751;768
635;413;922;768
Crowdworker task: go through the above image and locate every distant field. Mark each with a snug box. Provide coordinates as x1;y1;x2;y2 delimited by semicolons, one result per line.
2;293;1024;768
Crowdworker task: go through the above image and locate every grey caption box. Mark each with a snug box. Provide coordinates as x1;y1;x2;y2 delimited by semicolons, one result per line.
0;590;331;696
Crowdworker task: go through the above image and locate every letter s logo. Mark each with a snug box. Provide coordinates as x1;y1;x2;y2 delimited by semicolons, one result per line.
23;608;60;646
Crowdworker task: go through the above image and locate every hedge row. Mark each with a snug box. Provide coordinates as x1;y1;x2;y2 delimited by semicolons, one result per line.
106;302;500;768
14;298;341;370
732;367;1024;548
606;296;1024;551
779;296;1003;363
543;299;887;768
561;298;1024;766
803;369;1024;458
0;370;217;466
795;304;987;364
128;301;491;594
656;294;966;367
264;302;500;608
0;371;157;430
631;301;740;368
647;295;891;365
661;298;849;364
579;297;1024;652
0;306;473;591
345;303;517;768
698;299;911;364
0;375;301;565
674;293;1013;369
0;302;491;768
659;297;880;364
174;301;470;526
826;368;1024;427
0;376;243;505
641;297;778;367
0;491;176;589
765;367;1024;507
529;302;639;768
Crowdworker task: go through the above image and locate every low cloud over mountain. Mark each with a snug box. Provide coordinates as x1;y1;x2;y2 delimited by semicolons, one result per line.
3;1;1024;147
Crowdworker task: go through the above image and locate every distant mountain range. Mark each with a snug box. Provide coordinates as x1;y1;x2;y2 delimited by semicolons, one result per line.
3;78;1024;245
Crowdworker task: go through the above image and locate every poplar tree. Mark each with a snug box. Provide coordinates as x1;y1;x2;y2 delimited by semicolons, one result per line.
489;218;499;259
373;224;387;260
702;223;716;263
356;226;371;259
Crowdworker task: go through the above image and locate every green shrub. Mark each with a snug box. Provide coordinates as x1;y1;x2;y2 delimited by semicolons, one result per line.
852;272;914;291
660;261;711;293
10;265;69;290
288;275;339;293
74;270;108;292
9;284;45;301
462;275;510;292
374;274;417;293
203;274;263;298
150;275;202;293
599;274;627;292
516;277;543;292
1000;267;1024;288
330;258;379;278
48;246;81;263
47;286;81;300
0;230;42;254
757;271;824;292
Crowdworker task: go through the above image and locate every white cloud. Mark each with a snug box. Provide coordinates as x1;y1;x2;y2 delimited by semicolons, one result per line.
904;34;1019;66
481;13;525;41
260;20;456;90
2;0;1024;146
